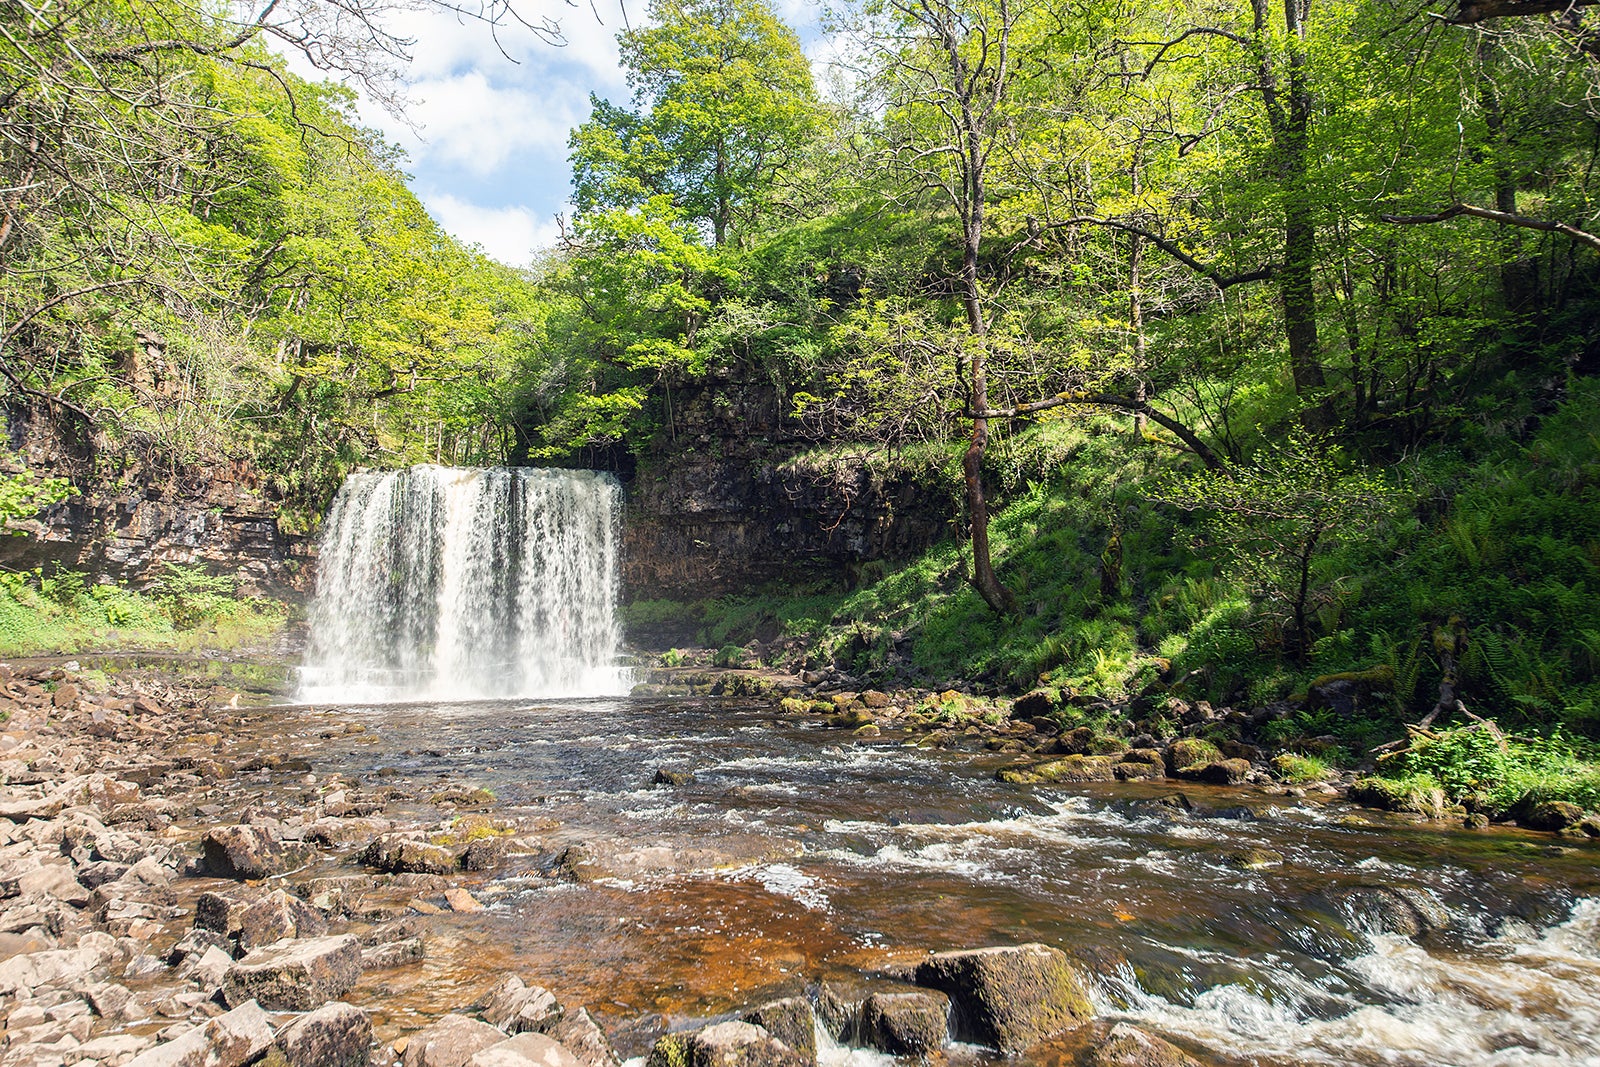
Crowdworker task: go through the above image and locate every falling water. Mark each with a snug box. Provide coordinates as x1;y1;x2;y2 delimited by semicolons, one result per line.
297;465;629;703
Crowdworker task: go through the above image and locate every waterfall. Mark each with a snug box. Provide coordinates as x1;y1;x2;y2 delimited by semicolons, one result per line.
297;465;629;703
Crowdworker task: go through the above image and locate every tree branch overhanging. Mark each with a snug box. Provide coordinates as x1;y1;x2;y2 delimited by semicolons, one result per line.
1380;202;1600;253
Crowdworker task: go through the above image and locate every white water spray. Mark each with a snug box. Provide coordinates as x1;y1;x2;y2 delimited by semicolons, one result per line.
298;465;629;703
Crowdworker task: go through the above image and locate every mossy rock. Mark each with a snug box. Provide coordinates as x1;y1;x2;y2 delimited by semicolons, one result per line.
1032;754;1120;783
778;697;811;716
1164;739;1222;775
1085;736;1130;756
1112;761;1165;781
1348;775;1447;818
829;708;875;728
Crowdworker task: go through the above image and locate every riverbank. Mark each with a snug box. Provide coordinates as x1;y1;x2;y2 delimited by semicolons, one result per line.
3;659;1599;1066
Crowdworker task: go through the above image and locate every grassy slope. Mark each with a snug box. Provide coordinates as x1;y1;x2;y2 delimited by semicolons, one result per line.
638;382;1600;776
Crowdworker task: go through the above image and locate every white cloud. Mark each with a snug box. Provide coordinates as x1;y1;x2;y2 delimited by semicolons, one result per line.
380;71;580;176
422;192;562;265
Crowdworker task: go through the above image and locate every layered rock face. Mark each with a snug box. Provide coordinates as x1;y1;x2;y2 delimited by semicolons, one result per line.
620;377;953;605
1;406;305;596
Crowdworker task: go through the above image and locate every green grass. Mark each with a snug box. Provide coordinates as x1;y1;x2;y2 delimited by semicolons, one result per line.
0;563;290;656
647;382;1600;769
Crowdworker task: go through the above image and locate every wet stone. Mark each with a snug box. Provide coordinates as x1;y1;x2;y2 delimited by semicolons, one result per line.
912;944;1092;1054
545;1008;621;1067
480;975;562;1034
741;997;816;1064
1083;1023;1204;1067
646;1021;808;1067
362;937;425;969
859;991;950;1056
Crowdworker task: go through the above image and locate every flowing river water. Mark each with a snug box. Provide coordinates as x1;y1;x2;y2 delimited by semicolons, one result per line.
245;694;1600;1067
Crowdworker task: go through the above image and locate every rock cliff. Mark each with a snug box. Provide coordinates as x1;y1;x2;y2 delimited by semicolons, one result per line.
620;376;954;601
0;405;306;596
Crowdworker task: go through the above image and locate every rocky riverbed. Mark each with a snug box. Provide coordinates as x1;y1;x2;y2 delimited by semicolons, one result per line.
0;662;1226;1067
2;660;1598;1067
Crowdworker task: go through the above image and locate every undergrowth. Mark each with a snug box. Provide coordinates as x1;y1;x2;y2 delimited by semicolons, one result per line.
661;381;1600;761
0;563;289;655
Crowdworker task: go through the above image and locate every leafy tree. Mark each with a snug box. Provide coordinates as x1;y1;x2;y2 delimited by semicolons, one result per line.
1153;431;1399;661
570;0;822;245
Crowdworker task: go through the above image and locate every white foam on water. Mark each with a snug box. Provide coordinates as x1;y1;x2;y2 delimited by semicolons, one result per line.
723;862;832;911
1108;898;1600;1067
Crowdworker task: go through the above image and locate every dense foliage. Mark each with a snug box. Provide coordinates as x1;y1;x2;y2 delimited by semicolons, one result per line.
2;0;1598;761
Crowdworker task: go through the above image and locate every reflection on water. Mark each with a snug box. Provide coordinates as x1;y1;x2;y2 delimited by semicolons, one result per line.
281;697;1600;1066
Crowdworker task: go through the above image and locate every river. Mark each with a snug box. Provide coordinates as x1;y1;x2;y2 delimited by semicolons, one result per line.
250;693;1600;1067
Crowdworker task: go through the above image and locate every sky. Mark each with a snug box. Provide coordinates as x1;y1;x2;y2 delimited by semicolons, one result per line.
295;1;826;267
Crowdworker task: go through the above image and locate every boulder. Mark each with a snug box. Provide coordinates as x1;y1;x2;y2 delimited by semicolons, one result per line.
223;934;363;1011
1112;761;1165;782
462;837;510;872
1184;759;1250;786
1163;740;1222;776
402;1014;509;1067
912;944;1092;1053
859;991;949;1056
361;835;459;875
11;863;90;906
546;1008;621;1067
741;998;816;1064
1331;886;1451;939
0;932;117;994
276;1001;372;1067
1011;690;1057;719
196;888;263;935
470;1033;587;1067
646;1022;808;1067
480;975;562;1034
203;825;300;880
125;1000;275;1067
1517;800;1586;832
1083;1023;1203;1067
239;889;329;950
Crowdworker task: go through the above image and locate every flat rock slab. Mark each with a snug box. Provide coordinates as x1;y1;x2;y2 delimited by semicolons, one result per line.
276;1001;373;1067
223;934;363;1011
402;1013;509;1067
912;944;1092;1054
469;1033;586;1067
125;1000;275;1067
647;1021;809;1067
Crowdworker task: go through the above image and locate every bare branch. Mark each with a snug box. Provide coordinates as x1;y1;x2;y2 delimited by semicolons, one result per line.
1380;201;1600;252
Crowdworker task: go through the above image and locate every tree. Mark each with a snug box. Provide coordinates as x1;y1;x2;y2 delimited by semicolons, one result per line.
850;0;1026;615
1152;431;1398;661
570;0;821;245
